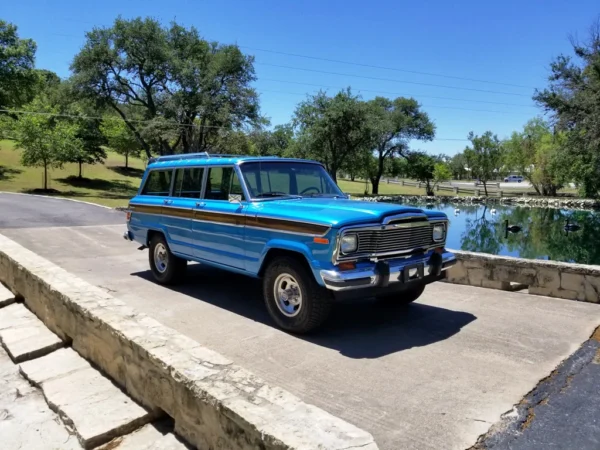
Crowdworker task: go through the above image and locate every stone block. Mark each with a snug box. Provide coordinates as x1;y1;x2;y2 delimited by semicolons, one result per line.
534;267;561;291
0;347;82;450
561;272;584;292
467;267;486;286
20;348;154;449
0;303;63;362
0;283;15;307
101;422;188;450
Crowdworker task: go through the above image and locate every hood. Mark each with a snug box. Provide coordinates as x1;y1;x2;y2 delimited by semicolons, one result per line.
247;198;447;228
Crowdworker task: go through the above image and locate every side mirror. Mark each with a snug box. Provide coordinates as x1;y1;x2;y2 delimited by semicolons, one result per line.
228;194;242;204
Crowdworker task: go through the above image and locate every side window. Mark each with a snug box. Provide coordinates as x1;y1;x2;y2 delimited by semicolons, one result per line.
204;167;244;200
173;167;204;199
141;170;173;196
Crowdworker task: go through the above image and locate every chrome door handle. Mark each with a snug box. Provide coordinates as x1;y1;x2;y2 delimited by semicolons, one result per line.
195;202;206;208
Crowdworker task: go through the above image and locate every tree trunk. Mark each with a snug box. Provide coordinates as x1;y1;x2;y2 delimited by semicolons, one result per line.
125;153;129;169
350;173;355;182
483;181;488;196
425;181;434;196
78;161;83;179
43;163;48;191
371;175;381;195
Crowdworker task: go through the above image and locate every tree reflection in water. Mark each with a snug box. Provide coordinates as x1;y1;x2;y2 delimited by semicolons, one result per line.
456;204;600;265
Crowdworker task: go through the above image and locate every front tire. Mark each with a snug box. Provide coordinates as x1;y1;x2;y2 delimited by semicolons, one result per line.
148;234;187;285
263;256;332;334
376;284;426;305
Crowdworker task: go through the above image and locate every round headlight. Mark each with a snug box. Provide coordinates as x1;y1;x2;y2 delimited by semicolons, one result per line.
340;234;358;254
433;223;445;242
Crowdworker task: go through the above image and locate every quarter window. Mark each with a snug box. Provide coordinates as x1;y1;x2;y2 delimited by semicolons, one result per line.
204;167;244;200
141;170;173;196
173;168;204;199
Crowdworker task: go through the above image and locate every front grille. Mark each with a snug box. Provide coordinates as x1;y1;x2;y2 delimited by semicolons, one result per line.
353;223;434;256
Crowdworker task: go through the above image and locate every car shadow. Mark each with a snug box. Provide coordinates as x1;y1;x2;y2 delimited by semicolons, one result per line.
132;264;476;359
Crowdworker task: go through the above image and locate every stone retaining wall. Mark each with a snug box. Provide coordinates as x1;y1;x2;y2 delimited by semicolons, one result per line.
0;234;377;450
358;195;600;211
445;250;600;303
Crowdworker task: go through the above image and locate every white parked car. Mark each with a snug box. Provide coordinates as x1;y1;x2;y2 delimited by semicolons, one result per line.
504;175;523;183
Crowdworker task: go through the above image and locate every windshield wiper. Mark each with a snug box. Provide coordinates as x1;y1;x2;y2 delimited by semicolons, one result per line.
255;192;301;199
304;193;347;198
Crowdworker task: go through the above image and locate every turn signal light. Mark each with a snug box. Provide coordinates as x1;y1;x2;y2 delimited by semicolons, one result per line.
313;237;329;244
434;247;444;254
338;262;356;271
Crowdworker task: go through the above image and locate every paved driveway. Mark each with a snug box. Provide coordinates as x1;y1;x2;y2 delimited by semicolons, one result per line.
1;193;599;450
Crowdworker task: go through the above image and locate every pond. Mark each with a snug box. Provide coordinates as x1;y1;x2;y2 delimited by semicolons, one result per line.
401;202;600;266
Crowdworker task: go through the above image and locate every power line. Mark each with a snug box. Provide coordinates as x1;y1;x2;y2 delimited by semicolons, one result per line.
241;46;536;90
259;89;529;115
256;63;532;97
0;109;470;141
260;79;537;108
45;31;536;91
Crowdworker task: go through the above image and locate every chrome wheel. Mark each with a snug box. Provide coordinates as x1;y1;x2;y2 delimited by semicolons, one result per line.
153;242;168;273
274;273;302;317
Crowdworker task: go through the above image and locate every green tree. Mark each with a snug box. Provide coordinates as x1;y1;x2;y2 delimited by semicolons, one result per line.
405;151;449;196
101;117;141;168
464;131;504;196
504;118;565;196
10;98;81;190
249;124;294;156
71;17;260;158
366;97;435;194
448;152;468;180
534;19;600;197
292;89;372;182
0;20;37;110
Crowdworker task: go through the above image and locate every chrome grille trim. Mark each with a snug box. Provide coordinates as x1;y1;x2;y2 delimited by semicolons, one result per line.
335;216;448;263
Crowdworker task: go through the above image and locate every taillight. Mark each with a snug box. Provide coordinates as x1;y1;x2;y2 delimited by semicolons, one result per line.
126;211;132;222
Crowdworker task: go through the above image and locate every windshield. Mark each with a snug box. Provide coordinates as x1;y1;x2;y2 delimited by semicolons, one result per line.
239;162;345;199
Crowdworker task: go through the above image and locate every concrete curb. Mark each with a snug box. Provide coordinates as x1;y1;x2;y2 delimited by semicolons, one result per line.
0;233;378;450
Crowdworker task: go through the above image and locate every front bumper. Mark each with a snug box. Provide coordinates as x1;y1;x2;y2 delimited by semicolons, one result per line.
320;251;456;292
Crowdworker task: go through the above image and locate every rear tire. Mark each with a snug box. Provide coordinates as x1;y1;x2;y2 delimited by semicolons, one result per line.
148;234;187;285
376;284;425;305
263;256;332;334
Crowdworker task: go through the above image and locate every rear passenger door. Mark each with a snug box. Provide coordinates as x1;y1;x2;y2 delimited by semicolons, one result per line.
163;167;204;257
192;166;246;270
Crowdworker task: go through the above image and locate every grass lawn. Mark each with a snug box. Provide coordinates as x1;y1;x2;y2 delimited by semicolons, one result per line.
337;179;460;197
1;140;578;207
0;140;145;208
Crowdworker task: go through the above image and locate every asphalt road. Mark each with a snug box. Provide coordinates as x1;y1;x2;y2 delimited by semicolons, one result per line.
1;192;599;450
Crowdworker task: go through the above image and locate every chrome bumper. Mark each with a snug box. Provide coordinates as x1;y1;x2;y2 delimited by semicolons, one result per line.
123;230;133;241
320;252;456;292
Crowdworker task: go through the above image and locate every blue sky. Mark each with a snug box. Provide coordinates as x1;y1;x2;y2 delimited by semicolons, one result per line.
2;0;598;155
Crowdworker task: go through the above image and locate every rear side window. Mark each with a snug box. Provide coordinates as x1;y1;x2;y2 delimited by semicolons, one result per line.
173;167;204;198
141;170;173;196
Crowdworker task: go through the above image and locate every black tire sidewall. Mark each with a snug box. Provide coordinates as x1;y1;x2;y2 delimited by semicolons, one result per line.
149;235;184;284
263;257;330;333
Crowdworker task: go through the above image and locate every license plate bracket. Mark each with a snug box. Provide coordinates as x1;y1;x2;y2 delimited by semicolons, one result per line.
401;263;424;283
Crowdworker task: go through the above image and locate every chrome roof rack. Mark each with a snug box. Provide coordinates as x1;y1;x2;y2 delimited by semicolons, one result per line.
148;152;258;163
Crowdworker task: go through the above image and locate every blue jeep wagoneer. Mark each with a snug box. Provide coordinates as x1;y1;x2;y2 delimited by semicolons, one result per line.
124;153;456;333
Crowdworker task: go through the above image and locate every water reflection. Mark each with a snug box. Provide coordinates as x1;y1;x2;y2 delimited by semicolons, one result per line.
406;203;600;265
